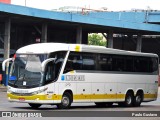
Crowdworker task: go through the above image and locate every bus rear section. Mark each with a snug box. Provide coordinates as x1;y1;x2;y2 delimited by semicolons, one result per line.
59;51;159;108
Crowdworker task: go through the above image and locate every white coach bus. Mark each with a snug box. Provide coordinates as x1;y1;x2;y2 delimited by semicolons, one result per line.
3;43;159;109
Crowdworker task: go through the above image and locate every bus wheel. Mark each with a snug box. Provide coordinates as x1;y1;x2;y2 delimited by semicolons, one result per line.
124;92;133;107
28;103;41;109
133;92;143;107
119;92;133;107
57;92;72;109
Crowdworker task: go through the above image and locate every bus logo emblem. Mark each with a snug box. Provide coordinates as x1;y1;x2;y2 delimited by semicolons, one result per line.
61;75;65;81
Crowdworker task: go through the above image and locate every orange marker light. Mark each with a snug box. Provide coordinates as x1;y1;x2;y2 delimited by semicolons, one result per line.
13;54;16;59
0;74;2;82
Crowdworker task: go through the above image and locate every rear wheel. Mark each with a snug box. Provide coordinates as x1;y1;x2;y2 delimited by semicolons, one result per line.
57;92;72;109
133;92;143;107
28;103;41;109
118;92;134;107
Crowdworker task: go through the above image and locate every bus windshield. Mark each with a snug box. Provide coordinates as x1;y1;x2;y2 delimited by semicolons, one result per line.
9;54;47;88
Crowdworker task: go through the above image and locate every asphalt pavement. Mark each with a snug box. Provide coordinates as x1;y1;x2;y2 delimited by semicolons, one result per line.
0;84;6;92
0;85;160;119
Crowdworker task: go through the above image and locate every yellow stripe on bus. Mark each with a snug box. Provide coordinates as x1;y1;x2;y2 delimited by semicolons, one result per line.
74;94;125;100
7;93;62;100
8;93;157;101
144;94;158;99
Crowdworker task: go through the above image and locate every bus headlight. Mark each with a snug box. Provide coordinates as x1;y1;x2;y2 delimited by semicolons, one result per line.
7;87;48;96
7;86;12;93
31;87;48;95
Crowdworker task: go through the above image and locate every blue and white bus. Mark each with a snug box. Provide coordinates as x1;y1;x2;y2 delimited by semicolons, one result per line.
0;48;15;84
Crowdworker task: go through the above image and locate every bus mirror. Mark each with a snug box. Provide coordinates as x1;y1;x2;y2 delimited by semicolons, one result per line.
41;58;56;72
2;58;13;71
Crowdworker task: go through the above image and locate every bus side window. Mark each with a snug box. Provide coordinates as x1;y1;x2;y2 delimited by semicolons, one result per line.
64;53;82;73
64;61;73;73
46;51;66;82
82;53;96;70
98;54;112;71
151;58;158;73
125;56;134;72
112;55;125;71
134;57;141;72
44;61;55;83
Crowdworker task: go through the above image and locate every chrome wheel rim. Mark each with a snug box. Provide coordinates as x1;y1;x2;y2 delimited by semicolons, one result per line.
136;95;141;103
126;96;132;105
62;96;69;107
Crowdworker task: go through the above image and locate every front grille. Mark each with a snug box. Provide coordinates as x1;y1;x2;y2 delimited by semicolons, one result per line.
11;92;33;96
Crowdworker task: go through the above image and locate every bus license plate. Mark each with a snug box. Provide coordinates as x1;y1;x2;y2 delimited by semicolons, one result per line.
19;98;25;101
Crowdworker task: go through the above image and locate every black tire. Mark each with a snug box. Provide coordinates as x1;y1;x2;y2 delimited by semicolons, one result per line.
95;102;106;107
133;92;143;107
119;92;134;107
57;92;72;109
124;92;134;107
28;103;41;109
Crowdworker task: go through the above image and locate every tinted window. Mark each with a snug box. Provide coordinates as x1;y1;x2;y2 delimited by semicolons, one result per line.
82;53;95;70
64;52;158;74
98;54;112;71
43;51;66;84
149;58;158;73
64;52;96;73
125;56;134;72
112;55;125;71
134;57;158;73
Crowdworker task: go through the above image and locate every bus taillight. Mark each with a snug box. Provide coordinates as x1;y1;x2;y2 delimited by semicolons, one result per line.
0;74;2;83
13;54;16;59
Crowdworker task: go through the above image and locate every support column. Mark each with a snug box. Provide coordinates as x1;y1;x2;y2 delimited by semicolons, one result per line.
107;30;113;48
4;18;11;60
3;18;11;86
82;31;88;44
76;26;82;44
41;23;48;43
136;34;142;52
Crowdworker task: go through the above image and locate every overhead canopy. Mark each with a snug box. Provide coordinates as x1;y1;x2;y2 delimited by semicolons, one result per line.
0;3;160;34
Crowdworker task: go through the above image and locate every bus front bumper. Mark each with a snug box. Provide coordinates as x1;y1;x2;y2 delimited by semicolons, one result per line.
7;93;62;104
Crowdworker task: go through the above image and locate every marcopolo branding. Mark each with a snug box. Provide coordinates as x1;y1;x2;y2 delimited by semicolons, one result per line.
61;75;85;81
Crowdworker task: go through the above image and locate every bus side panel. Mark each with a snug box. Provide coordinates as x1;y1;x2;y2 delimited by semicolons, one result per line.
143;83;158;101
104;83;117;102
76;83;91;102
56;72;158;103
116;74;158;102
58;81;77;101
91;83;105;102
38;83;61;104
